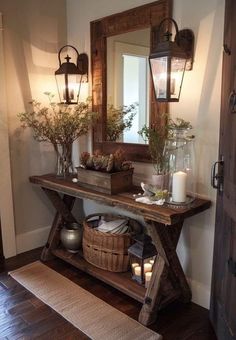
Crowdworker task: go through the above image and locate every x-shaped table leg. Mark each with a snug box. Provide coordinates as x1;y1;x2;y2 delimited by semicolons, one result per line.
139;220;192;325
40;188;77;261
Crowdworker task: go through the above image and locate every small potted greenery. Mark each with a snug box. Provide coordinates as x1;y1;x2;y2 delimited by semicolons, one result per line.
78;148;133;194
138;115;192;188
138;113;169;188
18;93;97;177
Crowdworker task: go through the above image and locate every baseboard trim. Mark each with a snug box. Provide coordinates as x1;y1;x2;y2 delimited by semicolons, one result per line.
16;226;50;254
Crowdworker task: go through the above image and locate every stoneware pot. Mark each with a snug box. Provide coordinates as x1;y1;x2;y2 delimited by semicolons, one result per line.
60;222;83;253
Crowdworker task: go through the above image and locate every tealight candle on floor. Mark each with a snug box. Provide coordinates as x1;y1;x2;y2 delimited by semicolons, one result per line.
144;263;152;273
145;271;152;288
134;266;141;277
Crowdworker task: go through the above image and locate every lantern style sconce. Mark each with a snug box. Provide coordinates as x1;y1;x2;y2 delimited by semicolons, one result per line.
55;45;88;104
128;234;157;286
149;17;194;102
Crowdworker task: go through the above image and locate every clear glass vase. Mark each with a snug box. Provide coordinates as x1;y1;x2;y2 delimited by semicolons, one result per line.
165;128;196;205
54;143;73;178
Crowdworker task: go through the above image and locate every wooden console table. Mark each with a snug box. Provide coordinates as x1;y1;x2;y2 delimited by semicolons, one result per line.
30;174;211;326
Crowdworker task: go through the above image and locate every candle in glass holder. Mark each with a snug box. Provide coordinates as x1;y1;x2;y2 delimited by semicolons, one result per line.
134;266;141;277
172;171;187;202
132;263;139;270
144;263;152;273
145;272;152;288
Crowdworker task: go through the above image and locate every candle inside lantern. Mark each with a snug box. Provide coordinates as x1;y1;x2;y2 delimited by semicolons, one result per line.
134;266;141;277
145;272;152;288
63;88;74;101
144;263;152;273
132;263;139;270
172;171;187;202
149;259;155;265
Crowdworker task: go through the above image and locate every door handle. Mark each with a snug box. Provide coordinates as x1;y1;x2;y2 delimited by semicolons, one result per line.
211;160;224;192
228;90;236;113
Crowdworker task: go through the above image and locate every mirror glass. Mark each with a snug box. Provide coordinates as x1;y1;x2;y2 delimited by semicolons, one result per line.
106;28;150;144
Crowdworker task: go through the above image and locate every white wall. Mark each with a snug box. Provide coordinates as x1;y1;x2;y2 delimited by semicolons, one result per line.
171;0;224;308
67;0;225;308
0;13;16;258
0;0;67;254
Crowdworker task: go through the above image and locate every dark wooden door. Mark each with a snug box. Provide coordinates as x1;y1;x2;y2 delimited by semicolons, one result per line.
210;1;236;339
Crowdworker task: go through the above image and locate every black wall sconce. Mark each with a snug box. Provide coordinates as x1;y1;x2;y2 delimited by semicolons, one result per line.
149;18;194;102
55;45;88;104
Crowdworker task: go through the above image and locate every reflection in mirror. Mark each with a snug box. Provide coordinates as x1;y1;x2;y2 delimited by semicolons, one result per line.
107;28;150;144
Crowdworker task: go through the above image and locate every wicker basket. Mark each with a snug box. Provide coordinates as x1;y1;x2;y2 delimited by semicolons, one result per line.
83;213;142;272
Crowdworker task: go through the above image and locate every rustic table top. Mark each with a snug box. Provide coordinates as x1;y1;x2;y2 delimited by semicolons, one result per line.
29;174;211;225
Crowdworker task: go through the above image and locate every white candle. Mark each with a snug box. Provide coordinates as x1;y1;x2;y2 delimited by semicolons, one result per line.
132;263;139;270
144;263;152;273
149;259;155;265
172;171;187;202
134;266;141;277
145;272;152;288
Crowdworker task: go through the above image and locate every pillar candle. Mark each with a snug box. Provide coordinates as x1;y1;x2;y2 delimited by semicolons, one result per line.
134;266;141;277
132;263;139;273
145;272;152;288
132;263;139;268
144;263;152;273
172;171;187;202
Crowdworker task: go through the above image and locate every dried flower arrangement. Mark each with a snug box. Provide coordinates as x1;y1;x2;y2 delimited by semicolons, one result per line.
18;93;97;146
18;93;98;176
80;149;132;173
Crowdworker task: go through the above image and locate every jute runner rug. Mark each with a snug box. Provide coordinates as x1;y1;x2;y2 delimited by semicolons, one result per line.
9;261;162;340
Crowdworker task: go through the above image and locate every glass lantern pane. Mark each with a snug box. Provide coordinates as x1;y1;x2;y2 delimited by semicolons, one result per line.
55;74;82;104
170;58;186;100
150;57;168;99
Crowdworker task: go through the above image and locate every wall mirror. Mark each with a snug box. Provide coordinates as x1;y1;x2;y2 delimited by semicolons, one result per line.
91;0;172;162
107;28;150;145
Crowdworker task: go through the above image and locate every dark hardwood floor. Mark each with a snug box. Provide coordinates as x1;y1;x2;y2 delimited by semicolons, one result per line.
0;248;217;340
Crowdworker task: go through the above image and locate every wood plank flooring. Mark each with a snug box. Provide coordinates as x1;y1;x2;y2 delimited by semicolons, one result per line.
0;248;217;340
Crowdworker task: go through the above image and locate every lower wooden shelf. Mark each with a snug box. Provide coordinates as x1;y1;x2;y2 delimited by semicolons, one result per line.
52;248;146;303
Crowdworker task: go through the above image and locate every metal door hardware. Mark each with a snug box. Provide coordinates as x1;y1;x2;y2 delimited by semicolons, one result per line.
229;90;236;113
211;159;224;192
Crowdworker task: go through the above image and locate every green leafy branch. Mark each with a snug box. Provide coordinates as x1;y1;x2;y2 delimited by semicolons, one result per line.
18;93;98;147
106;103;137;141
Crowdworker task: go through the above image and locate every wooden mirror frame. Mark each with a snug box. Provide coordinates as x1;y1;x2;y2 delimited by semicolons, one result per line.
91;0;172;162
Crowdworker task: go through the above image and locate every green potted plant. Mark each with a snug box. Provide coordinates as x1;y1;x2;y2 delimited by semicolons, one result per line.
18;93;97;177
168;117;192;132
138;115;192;188
138;113;169;188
